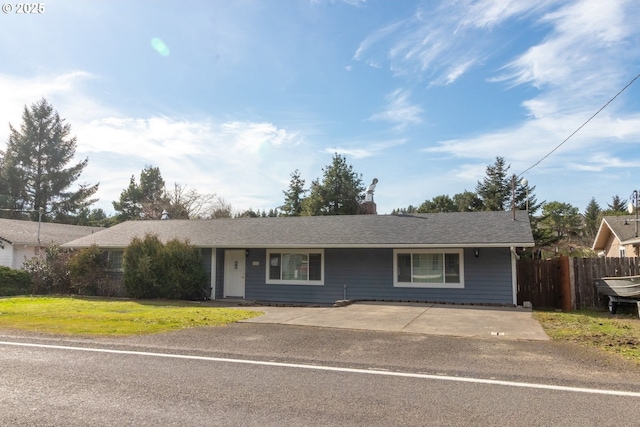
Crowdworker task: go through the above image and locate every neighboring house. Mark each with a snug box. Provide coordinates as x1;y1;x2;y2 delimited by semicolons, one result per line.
0;218;102;269
63;211;534;306
592;215;640;258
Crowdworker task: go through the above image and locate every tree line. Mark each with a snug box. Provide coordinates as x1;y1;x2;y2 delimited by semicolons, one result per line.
0;99;632;251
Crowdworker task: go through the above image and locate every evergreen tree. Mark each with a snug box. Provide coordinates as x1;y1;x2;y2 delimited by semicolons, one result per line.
452;191;483;212
76;207;112;227
281;169;306;216
302;154;365;216
476;157;510;211
417;195;457;213
113;165;169;221
606;195;628;214
583;197;602;238
540;201;582;238
0;98;98;221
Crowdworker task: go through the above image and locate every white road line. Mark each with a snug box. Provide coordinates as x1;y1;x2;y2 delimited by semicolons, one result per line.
1;340;639;398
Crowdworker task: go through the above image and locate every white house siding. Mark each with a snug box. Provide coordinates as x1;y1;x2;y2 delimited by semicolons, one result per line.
0;245;13;269
13;245;37;269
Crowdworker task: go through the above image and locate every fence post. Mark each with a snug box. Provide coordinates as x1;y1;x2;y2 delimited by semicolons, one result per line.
568;257;576;310
559;256;572;312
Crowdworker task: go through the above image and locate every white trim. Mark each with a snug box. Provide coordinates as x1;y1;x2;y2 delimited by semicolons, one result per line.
266;249;324;286
393;249;464;289
510;246;518;306
210;248;217;300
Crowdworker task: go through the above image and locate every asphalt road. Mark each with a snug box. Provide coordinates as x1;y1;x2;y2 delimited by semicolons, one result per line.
2;324;640;426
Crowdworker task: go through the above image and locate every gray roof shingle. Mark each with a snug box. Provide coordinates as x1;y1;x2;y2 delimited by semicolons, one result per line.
63;211;534;249
0;218;103;246
593;215;640;249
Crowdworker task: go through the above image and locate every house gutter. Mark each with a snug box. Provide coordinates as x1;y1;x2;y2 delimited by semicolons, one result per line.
62;242;536;250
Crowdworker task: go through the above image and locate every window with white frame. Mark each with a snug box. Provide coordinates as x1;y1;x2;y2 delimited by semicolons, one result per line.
394;249;464;288
107;250;124;271
266;249;324;285
620;247;627;257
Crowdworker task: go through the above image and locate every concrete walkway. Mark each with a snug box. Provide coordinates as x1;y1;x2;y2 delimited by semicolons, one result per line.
233;302;550;341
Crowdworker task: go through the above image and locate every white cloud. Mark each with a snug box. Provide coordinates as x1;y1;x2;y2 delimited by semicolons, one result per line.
493;0;636;114
567;153;640;172
0;71;97;140
220;121;299;154
458;0;555;30
324;138;406;159
417;0;640;182
354;2;546;85
0;71;310;216
369;89;422;129
425;112;640;172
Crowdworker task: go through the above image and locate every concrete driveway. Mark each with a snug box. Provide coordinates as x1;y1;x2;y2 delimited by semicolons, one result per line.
235;302;549;341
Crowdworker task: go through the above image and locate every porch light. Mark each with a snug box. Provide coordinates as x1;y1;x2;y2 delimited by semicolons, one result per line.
474;248;480;258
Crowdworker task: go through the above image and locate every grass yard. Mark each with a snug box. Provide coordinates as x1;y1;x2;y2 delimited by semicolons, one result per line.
0;296;261;336
534;309;640;363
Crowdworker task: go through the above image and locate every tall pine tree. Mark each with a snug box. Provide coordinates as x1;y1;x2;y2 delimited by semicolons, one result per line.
0;98;98;222
476;156;510;211
281;169;306;216
302;154;365;216
113;165;169;221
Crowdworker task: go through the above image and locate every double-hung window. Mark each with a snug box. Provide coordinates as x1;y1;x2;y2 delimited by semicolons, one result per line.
394;249;464;288
107;250;124;271
266;249;324;285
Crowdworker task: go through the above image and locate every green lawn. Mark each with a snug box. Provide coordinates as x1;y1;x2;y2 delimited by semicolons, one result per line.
0;296;261;336
534;309;640;363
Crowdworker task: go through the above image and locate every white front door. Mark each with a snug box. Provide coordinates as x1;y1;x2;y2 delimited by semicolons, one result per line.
224;250;246;298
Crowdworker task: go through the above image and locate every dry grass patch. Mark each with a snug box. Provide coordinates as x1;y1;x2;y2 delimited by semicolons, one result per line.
534;309;640;363
0;296;261;336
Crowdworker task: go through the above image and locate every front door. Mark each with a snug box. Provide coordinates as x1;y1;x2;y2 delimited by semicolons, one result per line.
224;250;246;298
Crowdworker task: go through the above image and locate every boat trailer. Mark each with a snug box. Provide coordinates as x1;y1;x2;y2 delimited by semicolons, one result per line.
594;277;640;317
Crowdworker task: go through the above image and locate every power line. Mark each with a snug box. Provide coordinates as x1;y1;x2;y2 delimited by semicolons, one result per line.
518;71;640;178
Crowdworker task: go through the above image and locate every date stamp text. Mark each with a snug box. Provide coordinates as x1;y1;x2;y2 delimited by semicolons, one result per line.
2;3;45;13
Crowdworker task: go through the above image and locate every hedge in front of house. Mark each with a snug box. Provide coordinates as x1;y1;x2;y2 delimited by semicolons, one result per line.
68;244;124;297
123;233;206;300
0;266;32;296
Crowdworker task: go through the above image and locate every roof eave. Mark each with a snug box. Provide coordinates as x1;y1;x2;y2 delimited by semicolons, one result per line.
63;242;535;249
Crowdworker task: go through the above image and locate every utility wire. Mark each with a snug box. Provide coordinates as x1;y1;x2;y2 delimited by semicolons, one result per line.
517;71;640;178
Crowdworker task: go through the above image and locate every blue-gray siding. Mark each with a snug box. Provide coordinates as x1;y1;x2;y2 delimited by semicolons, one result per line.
213;247;514;305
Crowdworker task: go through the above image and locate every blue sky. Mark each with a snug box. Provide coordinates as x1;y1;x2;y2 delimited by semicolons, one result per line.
1;0;640;216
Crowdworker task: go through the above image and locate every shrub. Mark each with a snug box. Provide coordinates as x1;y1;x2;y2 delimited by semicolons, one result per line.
68;245;123;296
123;234;206;299
124;234;164;298
22;245;72;294
123;233;207;300
0;266;31;296
163;238;207;300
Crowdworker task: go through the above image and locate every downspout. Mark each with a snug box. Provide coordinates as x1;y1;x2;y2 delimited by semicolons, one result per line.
510;247;519;306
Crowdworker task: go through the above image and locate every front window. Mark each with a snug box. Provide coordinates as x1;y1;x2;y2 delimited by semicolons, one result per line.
107;250;124;271
394;249;464;288
266;249;323;285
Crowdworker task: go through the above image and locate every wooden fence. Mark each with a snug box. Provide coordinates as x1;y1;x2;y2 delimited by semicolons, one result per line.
517;257;564;309
517;257;640;310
